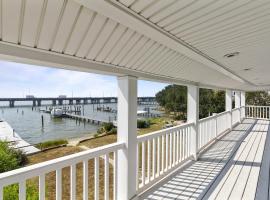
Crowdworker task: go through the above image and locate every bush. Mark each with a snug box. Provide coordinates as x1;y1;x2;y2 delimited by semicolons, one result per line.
3;182;39;200
0;141;28;173
36;139;67;150
137;119;150;129
102;122;114;132
97;122;115;135
173;113;186;121
108;127;117;135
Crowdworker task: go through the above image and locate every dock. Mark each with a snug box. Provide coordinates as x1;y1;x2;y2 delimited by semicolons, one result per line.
0;120;40;155
64;113;114;125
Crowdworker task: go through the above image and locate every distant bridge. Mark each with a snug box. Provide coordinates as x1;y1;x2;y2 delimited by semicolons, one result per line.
0;97;156;107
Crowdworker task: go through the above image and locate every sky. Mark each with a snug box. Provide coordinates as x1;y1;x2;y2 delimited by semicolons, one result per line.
0;61;168;98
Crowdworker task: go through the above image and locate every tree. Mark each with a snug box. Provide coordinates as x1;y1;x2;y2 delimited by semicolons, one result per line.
246;91;270;105
155;85;225;119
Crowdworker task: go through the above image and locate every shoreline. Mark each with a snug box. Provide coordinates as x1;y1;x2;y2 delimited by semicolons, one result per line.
0;120;40;155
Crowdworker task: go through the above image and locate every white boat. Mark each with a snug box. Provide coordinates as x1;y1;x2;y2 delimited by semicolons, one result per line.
51;108;63;117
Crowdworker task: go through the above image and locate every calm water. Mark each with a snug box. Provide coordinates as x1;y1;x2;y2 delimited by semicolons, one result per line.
0;103;160;144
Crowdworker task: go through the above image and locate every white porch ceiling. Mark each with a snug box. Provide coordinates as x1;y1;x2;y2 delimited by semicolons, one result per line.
0;0;268;91
111;0;270;89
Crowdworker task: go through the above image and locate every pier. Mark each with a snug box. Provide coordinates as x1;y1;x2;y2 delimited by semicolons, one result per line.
64;113;114;125
0;97;156;107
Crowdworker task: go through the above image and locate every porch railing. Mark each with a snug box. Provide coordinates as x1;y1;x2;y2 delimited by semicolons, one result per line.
197;110;230;150
0;105;260;199
137;122;194;192
246;105;270;119
0;142;124;200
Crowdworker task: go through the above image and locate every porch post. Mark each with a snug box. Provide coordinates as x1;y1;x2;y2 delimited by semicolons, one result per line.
187;85;199;161
235;91;241;122
241;91;246;119
226;89;232;129
117;75;137;200
235;91;241;108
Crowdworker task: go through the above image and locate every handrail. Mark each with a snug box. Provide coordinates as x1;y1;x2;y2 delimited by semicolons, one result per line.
199;110;229;122
0;142;125;186
137;122;194;142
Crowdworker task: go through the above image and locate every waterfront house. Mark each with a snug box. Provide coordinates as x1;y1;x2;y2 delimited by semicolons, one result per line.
0;0;270;199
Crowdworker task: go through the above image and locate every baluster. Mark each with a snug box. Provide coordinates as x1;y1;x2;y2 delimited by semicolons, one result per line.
114;151;118;200
19;181;26;200
169;132;172;169
179;130;183;161
70;164;76;200
0;186;2;200
157;136;160;176
39;174;45;200
83;160;88;200
152;138;156;178
176;131;179;164
165;133;168;171
141;142;145;186
56;169;62;200
104;154;109;200
173;132;176;166
147;140;151;182
161;135;164;173
95;157;99;200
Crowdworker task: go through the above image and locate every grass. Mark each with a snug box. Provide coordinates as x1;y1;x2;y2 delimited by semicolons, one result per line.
35;139;68;150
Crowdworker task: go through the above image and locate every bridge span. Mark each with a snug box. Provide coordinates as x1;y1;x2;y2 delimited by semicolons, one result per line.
0;97;156;107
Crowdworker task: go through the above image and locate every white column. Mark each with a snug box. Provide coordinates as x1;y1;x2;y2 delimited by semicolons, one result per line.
226;89;232;129
235;91;241;122
241;91;246;119
187;85;199;161
117;75;137;200
235;91;241;108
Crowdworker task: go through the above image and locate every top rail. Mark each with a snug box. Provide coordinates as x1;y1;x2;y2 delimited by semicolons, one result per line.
137;122;194;142
0;142;125;187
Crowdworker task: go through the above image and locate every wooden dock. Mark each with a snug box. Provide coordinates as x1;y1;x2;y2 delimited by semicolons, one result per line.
64;113;114;125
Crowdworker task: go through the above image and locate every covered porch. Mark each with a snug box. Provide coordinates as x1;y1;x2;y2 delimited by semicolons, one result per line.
1;0;270;199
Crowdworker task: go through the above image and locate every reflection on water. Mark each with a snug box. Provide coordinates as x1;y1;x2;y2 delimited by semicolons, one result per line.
0;103;160;144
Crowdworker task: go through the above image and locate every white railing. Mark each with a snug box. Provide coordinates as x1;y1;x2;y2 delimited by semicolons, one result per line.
232;107;241;126
198;111;230;150
246;105;270;119
0;142;124;200
137;122;194;192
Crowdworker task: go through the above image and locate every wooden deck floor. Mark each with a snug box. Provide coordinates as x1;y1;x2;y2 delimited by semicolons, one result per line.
140;119;270;200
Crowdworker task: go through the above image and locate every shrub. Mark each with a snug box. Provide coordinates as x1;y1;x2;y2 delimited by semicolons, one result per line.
36;139;67;150
108;127;117;135
173;113;186;121
102;122;114;132
0;141;27;173
3;182;39;200
97;122;115;135
137;119;150;129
